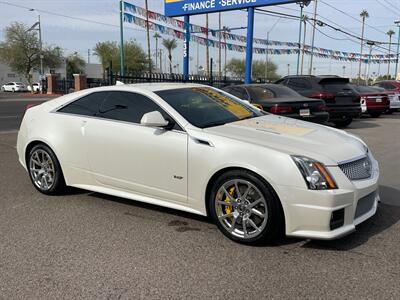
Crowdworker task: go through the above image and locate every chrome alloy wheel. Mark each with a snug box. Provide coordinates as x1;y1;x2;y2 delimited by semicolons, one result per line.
215;179;268;239
29;149;55;191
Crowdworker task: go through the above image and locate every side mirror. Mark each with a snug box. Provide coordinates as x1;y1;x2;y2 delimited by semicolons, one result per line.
140;111;169;128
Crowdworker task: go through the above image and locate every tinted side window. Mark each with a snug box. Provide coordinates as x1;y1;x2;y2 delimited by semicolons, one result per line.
384;83;396;90
58;92;106;116
287;78;311;90
98;91;161;124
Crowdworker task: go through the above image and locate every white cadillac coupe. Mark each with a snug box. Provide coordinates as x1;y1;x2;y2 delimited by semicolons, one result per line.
17;83;380;244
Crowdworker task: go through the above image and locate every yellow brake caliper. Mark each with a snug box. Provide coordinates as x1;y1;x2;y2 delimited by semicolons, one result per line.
224;186;235;215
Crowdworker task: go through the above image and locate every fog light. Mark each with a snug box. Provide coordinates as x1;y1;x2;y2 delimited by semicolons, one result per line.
330;208;345;230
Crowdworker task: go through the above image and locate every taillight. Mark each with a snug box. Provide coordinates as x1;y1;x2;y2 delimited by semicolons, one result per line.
269;105;293;114
309;92;335;100
316;104;327;111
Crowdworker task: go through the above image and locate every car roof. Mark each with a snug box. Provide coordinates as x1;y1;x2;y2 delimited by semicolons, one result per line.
115;82;208;92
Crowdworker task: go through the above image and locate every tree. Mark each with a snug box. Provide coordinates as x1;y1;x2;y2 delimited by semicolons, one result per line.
93;40;148;74
0;22;62;91
162;38;177;74
66;53;86;79
225;58;279;80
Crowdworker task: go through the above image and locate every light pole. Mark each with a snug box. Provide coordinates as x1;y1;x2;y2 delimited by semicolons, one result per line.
387;29;395;79
265;17;281;81
153;33;161;71
144;0;152;74
309;0;318;75
29;9;43;78
358;10;369;83
218;12;222;77
296;1;311;75
300;15;308;75
342;65;346;77
394;21;400;79
366;41;375;85
287;64;290;75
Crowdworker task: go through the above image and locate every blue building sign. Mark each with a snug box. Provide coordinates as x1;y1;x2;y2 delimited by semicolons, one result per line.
165;0;299;17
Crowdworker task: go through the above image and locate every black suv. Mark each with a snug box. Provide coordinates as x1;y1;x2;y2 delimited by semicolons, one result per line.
276;76;361;127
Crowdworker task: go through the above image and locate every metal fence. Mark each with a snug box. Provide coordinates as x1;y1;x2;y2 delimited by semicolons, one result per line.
47;72;269;94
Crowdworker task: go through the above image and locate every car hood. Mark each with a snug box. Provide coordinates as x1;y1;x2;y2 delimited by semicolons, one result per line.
203;114;366;165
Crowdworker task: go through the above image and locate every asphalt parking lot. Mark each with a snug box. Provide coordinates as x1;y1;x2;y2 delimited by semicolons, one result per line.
1;93;400;299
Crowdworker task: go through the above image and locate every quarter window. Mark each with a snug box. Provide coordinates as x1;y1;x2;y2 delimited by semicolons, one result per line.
58;92;106;116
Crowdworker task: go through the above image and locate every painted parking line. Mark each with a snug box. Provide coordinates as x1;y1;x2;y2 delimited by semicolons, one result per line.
0;116;19;119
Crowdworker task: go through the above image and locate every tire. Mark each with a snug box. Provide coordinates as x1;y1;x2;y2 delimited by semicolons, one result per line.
333;117;353;128
27;144;66;195
209;170;283;245
369;112;381;118
386;109;394;114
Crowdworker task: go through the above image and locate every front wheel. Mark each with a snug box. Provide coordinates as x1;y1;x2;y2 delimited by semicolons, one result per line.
28;144;66;195
209;170;283;245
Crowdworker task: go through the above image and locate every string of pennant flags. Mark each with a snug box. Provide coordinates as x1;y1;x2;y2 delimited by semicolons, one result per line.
123;2;397;63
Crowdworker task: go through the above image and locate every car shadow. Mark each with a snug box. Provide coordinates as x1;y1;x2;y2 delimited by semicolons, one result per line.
301;185;400;251
88;191;213;224
63;185;400;250
345;119;381;129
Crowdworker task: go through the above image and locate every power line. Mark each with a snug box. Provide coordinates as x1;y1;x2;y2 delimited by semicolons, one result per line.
319;0;388;36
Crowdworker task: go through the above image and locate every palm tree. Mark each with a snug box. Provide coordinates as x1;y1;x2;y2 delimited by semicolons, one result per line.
387;29;396;78
358;10;369;82
162;38;177;74
153;33;161;70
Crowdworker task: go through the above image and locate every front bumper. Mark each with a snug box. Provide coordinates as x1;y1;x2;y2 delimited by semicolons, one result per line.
277;155;379;240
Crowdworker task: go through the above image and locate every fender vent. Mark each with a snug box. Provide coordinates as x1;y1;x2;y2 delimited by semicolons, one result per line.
192;138;213;147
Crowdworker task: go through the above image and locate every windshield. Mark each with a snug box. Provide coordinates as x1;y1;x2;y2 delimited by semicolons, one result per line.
156;87;262;128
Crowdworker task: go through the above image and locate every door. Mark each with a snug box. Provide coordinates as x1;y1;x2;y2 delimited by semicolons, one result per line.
84;91;188;203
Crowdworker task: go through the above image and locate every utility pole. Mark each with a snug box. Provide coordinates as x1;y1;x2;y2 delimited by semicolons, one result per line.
119;0;125;76
87;49;91;64
145;0;152;75
206;14;210;75
309;0;318;75
358;10;369;84
29;9;43;78
218;12;222;77
394;21;400;79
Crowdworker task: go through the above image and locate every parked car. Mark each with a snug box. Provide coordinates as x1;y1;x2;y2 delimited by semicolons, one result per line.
372;81;400;113
1;82;27;92
276;76;361;127
350;85;390;118
222;84;329;124
27;82;42;93
17;83;379;244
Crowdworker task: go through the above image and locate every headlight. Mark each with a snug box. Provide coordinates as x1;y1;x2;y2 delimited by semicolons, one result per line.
292;156;337;190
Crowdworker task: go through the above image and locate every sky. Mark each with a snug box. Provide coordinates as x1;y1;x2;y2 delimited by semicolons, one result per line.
0;0;400;78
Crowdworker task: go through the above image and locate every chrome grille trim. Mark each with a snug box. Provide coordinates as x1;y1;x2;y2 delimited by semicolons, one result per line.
339;155;372;181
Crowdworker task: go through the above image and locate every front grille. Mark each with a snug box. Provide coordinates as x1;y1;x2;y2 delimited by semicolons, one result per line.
339;156;372;180
355;191;377;219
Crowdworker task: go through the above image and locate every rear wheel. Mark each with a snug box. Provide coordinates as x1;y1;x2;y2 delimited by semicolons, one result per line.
209;170;283;245
369;112;382;118
28;144;66;195
386;109;394;114
333;117;353;128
